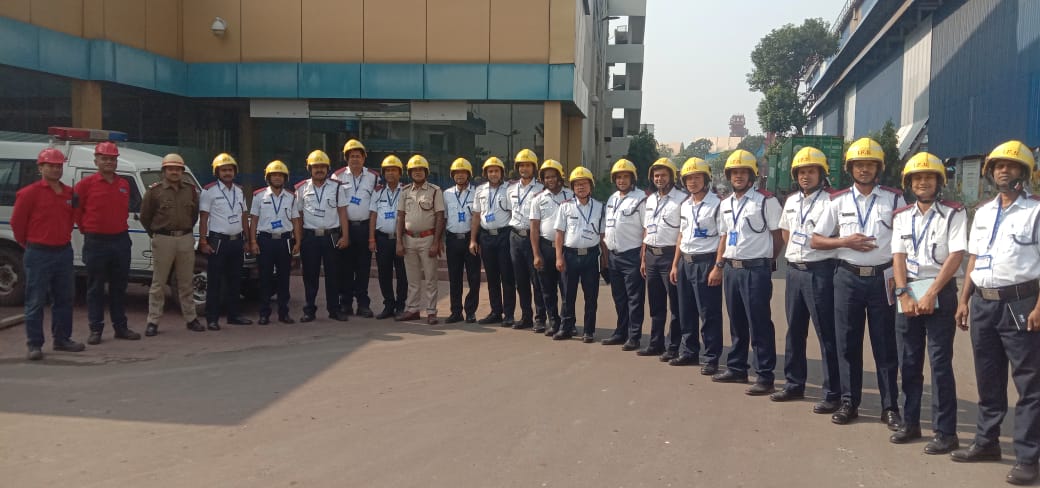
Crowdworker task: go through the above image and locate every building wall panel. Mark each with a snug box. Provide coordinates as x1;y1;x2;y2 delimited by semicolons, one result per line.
854;49;901;137
364;0;426;63
427;0;489;63
145;0;181;59
548;0;576;64
0;1;31;23
242;0;301;62
182;0;241;62
31;0;82;37
489;0;549;63
301;0;363;63
900;16;931;126
103;0;147;49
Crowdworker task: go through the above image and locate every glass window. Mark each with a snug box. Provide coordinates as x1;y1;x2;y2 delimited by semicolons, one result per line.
0;158;39;205
0;66;72;134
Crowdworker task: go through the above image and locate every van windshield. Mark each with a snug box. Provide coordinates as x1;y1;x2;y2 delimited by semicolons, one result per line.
141;170;201;191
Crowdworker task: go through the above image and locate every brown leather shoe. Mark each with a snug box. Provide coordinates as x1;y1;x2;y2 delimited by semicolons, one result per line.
395;311;421;321
427;315;438;325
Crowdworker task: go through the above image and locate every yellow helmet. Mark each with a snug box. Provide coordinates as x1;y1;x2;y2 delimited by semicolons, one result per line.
983;140;1036;178
211;152;237;175
381;155;404;172
647;157;678;182
264;160;289;179
610;158;638;181
406;155;430;172
724;149;759;177
845;137;885;172
342;139;366;156
482;156;506;177
306;149;331;168
790;146;830;180
680;157;711;183
449;157;473;177
568;166;595;187
514;148;539;170
538;159;565;180
901;152;946;187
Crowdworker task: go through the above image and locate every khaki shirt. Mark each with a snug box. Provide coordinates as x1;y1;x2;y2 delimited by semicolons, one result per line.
399;182;444;232
141;180;199;233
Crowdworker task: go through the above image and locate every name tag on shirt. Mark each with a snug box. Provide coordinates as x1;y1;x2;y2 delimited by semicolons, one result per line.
227;214;240;225
582;228;598;240
606;218;616;228
458;212;467;223
485;214;496;223
646;224;657;235
310;207;326;218
271;219;283;230
693;228;708;238
791;231;808;247
384;211;396;220
350;196;362;205
906;258;920;276
728;231;738;246
975;255;992;270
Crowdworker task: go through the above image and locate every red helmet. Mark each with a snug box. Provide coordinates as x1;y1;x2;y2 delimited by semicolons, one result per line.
37;148;67;165
94;141;119;157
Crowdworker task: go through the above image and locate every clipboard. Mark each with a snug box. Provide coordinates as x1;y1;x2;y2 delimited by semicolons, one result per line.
896;278;940;314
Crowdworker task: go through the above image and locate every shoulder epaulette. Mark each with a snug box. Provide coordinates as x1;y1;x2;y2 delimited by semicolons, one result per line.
368;168;379;177
149;181;161;189
253;187;266;196
830;188;851;200
1030;194;1040;201
374;183;385;192
879;185;903;196
203;181;217;190
643;189;652;197
940;199;964;211
429;183;442;191
294;179;308;190
824;187;839;196
893;204;914;215
756;188;775;198
533;188;548;197
974;196;996;210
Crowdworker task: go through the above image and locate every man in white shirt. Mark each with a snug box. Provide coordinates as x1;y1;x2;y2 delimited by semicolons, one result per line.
638;158;685;361
247;160;298;325
443;158;481;324
505;149;546;330
529;159;573;335
470;157;516;325
331;139;378;318
601;159;647;350
292;150;349;323
368;155;408;320
199;153;251;330
553;167;608;343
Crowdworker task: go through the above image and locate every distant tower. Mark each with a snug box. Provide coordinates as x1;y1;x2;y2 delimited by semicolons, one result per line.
729;114;749;138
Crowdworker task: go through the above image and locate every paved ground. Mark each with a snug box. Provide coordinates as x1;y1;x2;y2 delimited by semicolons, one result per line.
0;277;1023;487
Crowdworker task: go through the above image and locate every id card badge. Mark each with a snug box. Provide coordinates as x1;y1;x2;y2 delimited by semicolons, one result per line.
384;211;396;220
582;227;598;240
458;212;467;223
606;218;616;228
485;213;496;223
728;231;738;246
693;228;708;239
906;258;920;276
350;196;362;205
975;255;993;270
646;224;658;235
791;231;808;247
270;219;284;230
310;207;326;218
227;214;241;225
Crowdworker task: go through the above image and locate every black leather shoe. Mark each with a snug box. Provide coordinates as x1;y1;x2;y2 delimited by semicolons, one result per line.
637;347;665;357
831;403;858;424
582;335;595;343
512;318;533;330
228;316;253;325
659;350;678;362
356;306;374;318
601;336;626;346
445;314;464;324
376;308;395;320
553;330;573;341
700;363;718;376
87;331;102;345
466;315;476;324
545;328;559;337
53;339;85;352
950;442;1002;463
207;321;221;331
533;325;547;333
813;400;840;414
881;409;903;431
746;382;775;396
534;319;546;330
278;316;295;324
889;424;922;444
146;323;161;336
258;316;270;325
924;433;959;455
769;388;805;402
329;313;349;322
186;319;203;332
711;370;749;383
114;328;141;340
478;314;503;325
300;314;316;323
27;346;43;361
502;316;515;327
669;355;699;366
621;340;640;351
1007;463;1039;485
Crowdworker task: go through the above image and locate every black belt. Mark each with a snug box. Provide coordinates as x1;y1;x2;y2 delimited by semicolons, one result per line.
511;228;529;237
208;231;243;241
83;231;128;240
152;229;191;237
540;237;554;246
26;242;70;252
681;252;716;264
974;281;1040;301
258;231;290;240
348;219;370;227
564;246;600;256
610;247;640;255
303;228;340;237
727;258;771;269
481;227;509;236
646;245;675;256
448;231;470;240
376;230;396;240
788;259;835;271
838;260;891;277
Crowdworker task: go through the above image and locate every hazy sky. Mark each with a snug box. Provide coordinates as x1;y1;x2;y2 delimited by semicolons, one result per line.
641;0;842;144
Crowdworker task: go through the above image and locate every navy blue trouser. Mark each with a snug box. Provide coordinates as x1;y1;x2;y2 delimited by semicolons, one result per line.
560;247;600;336
205;235;244;322
537;239;564;326
646;247;680;351
446;234;479;317
969;290;1040;464
896;280;958;434
676;255;723;363
511;231;545;322
608;248;644;341
783;262;840;401
479;230;515;317
301;232;341;316
24;244;73;348
833;265;899;410
375;232;407;312
257;234;292;319
340;221;372;310
723;263;776;383
83;233;131;333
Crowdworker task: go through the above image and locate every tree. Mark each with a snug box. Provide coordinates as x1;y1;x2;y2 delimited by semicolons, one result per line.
866;120;901;187
737;135;766;155
626;129;660;181
684;138;714;159
747;18;838;135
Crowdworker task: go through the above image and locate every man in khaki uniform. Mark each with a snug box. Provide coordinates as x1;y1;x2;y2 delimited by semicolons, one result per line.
395;155;445;324
140;154;201;337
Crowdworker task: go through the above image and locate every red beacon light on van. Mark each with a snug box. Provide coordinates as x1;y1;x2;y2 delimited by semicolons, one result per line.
47;126;129;143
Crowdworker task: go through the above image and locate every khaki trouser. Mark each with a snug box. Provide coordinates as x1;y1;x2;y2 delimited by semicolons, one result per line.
403;234;438;315
147;233;197;324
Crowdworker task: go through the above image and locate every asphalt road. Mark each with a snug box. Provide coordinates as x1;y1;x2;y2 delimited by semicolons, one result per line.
0;278;1022;487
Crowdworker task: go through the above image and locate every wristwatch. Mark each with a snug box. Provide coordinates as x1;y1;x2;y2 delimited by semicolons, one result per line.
894;287;909;297
715;261;725;269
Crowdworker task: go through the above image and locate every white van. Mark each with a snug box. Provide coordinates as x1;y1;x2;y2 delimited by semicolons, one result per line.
0;127;253;307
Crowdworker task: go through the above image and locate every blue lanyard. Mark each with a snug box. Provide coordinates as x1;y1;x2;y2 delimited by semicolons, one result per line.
987;200;1007;251
351;172;364;195
385;186;401;211
730;196;749;227
651;192;669;221
218;184;237;213
551;189;571;206
515;183;535;209
314;182;327;206
800;191;822;226
270;191;284;218
611;193;629;217
454;188;470;210
911;210;936;253
577;200;595;228
489;186;502;212
853;193;877;233
692;200;706;230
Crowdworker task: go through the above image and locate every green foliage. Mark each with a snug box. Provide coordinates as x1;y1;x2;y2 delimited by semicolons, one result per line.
683;138;715;159
757;85;808;135
626;129;660;181
865;120;901;186
592;172;616;202
737;135;766;155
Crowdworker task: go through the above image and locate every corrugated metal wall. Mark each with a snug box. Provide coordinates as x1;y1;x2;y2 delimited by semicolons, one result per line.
854;49;902;137
901;16;931;126
821;103;841;135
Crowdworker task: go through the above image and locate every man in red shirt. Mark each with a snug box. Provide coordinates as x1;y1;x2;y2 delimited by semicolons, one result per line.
11;148;83;360
75;142;141;345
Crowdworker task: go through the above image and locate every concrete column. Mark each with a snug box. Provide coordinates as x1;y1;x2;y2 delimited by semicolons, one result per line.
237;110;256;193
543;101;563;166
71;80;102;129
566;115;583;170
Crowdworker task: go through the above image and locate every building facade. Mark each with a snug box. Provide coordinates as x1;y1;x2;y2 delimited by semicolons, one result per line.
0;0;646;186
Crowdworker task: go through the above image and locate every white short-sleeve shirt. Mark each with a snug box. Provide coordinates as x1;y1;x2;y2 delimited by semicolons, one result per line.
530;188;573;241
369;184;403;235
555;197;605;249
967;194;1040;288
249;187;296;234
678;192;722;255
292;179;347;230
200;181;247;235
813;185;905;266
718;189;782;260
643;188;685;248
780;189;836;263
603;190;646;253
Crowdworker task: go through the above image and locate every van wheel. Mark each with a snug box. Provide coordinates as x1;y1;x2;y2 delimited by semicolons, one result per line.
191;270;207;306
0;246;25;306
